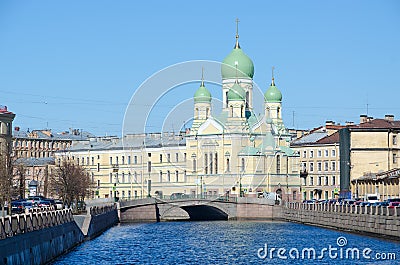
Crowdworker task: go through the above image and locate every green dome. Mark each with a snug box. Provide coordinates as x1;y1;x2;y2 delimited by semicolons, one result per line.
228;82;246;101
194;82;211;103
221;46;254;79
264;79;282;102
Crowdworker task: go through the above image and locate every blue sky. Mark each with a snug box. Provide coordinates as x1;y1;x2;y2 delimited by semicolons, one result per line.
1;1;399;136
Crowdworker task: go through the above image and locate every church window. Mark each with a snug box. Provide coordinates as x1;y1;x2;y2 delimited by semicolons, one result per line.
276;155;281;174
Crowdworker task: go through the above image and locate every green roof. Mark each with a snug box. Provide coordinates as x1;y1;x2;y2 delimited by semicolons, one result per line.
194;83;211;103
228;82;246;101
264;80;282;102
221;46;254;79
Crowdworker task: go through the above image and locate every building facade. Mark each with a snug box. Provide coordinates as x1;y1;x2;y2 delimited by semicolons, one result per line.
57;27;301;201
290;124;342;201
344;115;400;200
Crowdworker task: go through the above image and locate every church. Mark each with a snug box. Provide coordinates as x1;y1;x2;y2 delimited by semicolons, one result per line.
58;24;301;201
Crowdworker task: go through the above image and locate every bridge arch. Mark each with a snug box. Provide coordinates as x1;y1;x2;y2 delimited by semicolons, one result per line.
157;200;233;221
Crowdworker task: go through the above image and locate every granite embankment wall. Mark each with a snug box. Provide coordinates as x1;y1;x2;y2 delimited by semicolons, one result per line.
284;202;400;240
74;204;119;239
0;209;83;265
0;204;119;265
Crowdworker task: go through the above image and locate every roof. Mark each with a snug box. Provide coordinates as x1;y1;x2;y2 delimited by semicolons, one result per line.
350;119;400;130
14;157;55;166
316;131;340;144
290;129;328;146
67;133;186;152
13;129;94;141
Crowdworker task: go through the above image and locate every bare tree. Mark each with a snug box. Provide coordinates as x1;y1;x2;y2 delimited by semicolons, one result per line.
49;159;91;210
13;163;27;199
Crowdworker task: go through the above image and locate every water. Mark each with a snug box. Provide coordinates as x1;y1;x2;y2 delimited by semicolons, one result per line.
52;221;400;264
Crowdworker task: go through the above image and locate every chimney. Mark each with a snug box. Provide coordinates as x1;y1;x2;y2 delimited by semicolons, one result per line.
384;114;394;121
345;121;354;126
367;116;373;122
325;120;335;126
360;114;367;124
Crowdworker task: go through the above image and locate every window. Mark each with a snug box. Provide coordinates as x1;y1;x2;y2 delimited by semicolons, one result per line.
134;172;137;183
81;157;84;165
176;153;179;162
147;161;151;172
193;159;197;172
128;156;131;164
167;154;171;162
302;151;307;158
309;176;314;186
293;191;297;201
148;153;151;157
309;162;314;172
210;153;213;174
310;150;314;158
205;154;208;174
302;162;307;172
331;161;336;171
317;150;322;157
159;171;163;183
184;153;187;162
393;135;397;145
116;156;119;165
317;162;322;172
109;157;113;165
128;172;131;183
241;158;246;172
175;171;179;182
214;153;218;174
97;163;100;172
97;179;100;188
324;161;329;171
167;171;170;182
122;156;125;165
332;176;336;186
393;153;397;164
160;154;163;163
318;176;322;186
122;173;125;183
91;157;94;166
276;155;280;174
226;158;230;172
331;150;336;157
325;176;329;186
109;173;112;183
325;150;329;157
134;156;137;164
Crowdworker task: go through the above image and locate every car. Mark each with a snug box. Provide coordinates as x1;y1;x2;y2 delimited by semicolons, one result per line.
44;199;56;208
170;193;186;200
22;201;35;211
387;198;400;203
55;200;63;210
11;201;25;214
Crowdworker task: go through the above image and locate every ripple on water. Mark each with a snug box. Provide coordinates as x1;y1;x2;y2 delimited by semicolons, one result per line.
51;221;400;265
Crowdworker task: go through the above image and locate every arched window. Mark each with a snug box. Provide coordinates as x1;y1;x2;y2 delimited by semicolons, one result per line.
230;105;234;117
175;171;179;182
159;171;163;183
226;158;230;172
167;171;171;182
241;158;245;172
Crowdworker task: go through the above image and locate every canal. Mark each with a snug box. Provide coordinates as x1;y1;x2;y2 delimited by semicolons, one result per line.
52;221;399;264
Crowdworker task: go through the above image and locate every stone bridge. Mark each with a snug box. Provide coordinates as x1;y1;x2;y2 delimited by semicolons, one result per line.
119;197;283;222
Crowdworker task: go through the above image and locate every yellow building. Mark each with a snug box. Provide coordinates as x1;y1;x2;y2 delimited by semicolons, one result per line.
345;115;400;200
291;123;342;201
56;27;301;201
